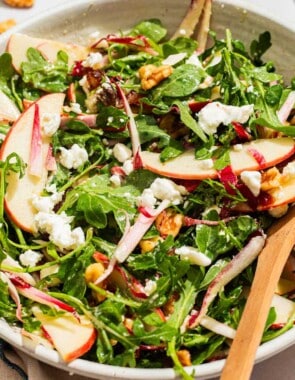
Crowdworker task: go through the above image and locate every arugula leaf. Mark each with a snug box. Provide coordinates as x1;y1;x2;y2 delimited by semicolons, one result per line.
67;175;139;230
97;104;128;130
152;64;205;99
131;19;167;43
21;48;69;92
136;114;171;146
250;31;272;65
195;216;257;261
174;100;207;142
162;37;197;58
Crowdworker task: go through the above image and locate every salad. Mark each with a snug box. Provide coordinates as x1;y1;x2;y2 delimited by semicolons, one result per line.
0;3;295;379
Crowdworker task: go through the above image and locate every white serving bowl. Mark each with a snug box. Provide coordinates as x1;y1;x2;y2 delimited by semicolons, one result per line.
0;1;294;379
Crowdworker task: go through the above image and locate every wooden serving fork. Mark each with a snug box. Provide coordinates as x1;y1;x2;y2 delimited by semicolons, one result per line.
221;205;295;380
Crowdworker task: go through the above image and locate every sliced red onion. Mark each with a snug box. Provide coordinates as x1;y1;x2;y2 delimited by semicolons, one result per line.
94;200;170;284
29;104;43;177
45;145;57;171
189;233;266;328
277;91;295;124
116;83;141;160
92;35;158;56
7;273;77;315
0;272;23;321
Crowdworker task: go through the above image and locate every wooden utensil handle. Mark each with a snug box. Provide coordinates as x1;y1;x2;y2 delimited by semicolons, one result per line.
221;206;295;380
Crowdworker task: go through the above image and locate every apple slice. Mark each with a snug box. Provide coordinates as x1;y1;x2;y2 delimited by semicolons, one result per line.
275;278;295;295
6;33;89;73
259;169;295;210
0;90;20;122
37;41;89;67
32;306;96;362
141;137;295;180
0;93;65;232
270;293;295;326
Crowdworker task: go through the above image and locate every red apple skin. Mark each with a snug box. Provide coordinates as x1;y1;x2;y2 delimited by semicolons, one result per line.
42;324;97;362
141;137;295;180
32;306;97;362
60;330;97;362
0;93;65;232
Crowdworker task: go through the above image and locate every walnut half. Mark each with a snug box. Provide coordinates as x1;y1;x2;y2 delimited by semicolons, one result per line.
138;64;173;90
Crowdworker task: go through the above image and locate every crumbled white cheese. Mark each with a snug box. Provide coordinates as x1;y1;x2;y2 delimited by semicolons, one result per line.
282;161;295;178
34;211;85;251
41;113;61;137
112;143;132;163
82;52;103;68
175;246;212;266
19;250;43;267
137;188;157;208
240;170;262;197
197;102;254;135
109;174;121;187
200;158;214;170
31;189;63;213
233;143;243;151
63;102;83;114
122;159;134;175
59;144;88;169
144;280;157;296
150;178;187;205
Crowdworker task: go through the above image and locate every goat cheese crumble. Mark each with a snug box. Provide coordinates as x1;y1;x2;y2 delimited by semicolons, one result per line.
240;170;262;197
41;113;61;137
19;250;43;267
59;144;88;169
197;102;254;135
112;143;132;163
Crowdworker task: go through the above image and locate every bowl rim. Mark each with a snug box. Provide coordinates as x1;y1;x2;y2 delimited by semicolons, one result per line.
0;0;294;379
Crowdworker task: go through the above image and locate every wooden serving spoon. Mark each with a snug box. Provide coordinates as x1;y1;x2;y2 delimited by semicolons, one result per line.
221;205;295;380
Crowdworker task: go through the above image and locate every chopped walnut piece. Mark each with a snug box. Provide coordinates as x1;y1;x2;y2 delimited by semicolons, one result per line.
176;349;192;366
0;19;16;33
155;209;184;238
4;0;34;7
138;64;173;90
139;236;162;253
261;167;282;192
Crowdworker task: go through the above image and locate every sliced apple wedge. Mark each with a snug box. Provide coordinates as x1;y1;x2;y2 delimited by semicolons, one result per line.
275;278;295;295
0;90;20;122
270;293;295;326
6;33;89;73
37;41;89;67
32;306;96;362
141;137;295;180
0;93;65;232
